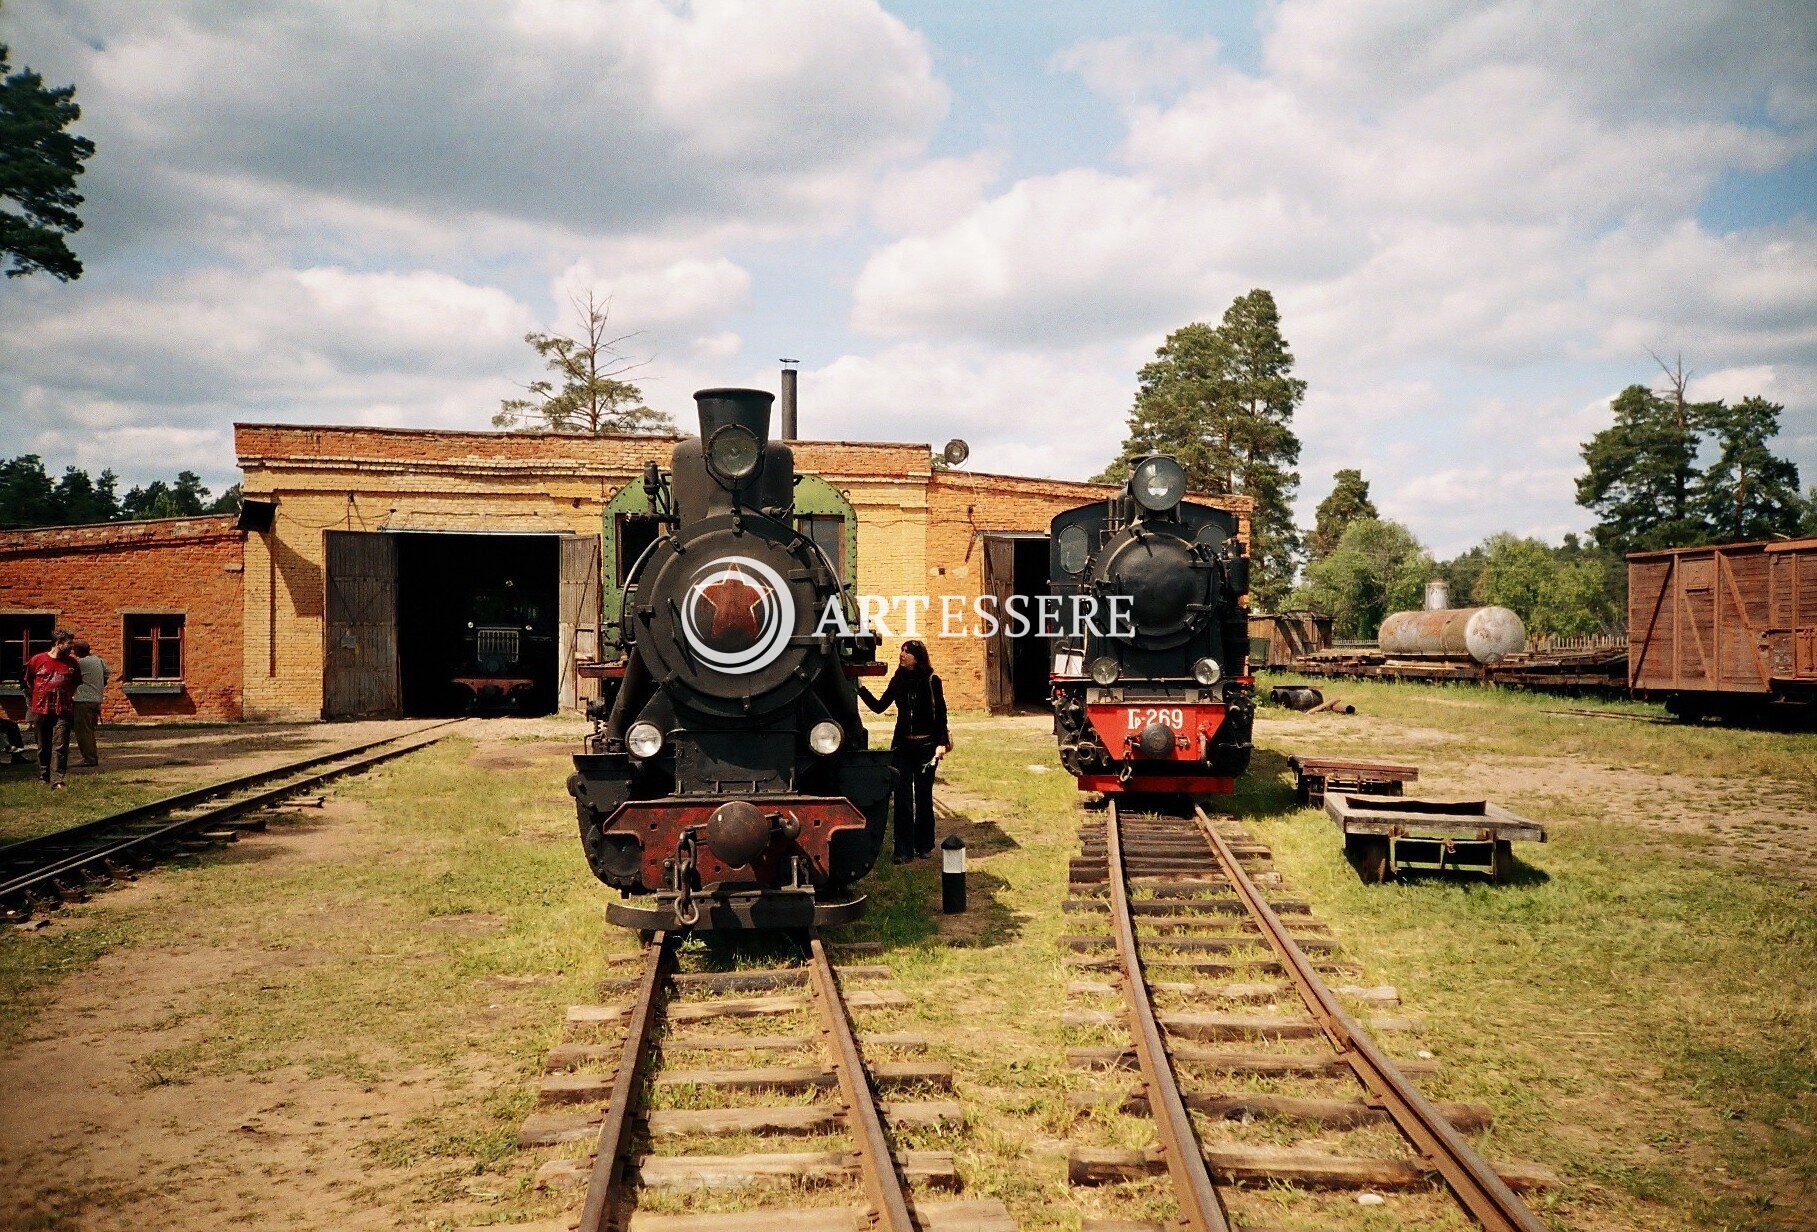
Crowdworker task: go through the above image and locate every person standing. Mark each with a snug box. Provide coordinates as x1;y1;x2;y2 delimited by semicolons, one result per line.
72;638;109;767
24;630;79;789
857;639;953;863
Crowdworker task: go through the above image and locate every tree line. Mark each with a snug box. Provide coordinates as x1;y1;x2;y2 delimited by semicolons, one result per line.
1102;296;1812;641
0;456;241;529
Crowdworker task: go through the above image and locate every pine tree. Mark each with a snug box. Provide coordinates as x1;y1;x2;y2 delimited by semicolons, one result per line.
1309;469;1376;561
1100;290;1304;609
1694;396;1803;542
1095;322;1238;488
0;43;96;280
1575;384;1709;553
1220;290;1304;609
495;291;674;436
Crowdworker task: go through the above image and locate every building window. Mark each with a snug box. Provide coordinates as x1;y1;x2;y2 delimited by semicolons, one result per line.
797;514;846;580
1;613;57;684
125;614;186;681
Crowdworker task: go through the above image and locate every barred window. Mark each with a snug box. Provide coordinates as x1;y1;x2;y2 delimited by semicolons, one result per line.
125;614;185;680
1;613;56;684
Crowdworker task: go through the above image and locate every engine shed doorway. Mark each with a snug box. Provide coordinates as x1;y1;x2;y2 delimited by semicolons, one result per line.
324;530;595;719
982;532;1053;714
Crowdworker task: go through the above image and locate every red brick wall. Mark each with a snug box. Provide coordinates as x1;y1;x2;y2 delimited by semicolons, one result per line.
0;516;245;723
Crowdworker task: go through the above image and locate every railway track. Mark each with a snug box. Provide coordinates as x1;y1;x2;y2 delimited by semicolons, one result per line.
510;930;1016;1232
1062;799;1558;1231
0;720;462;920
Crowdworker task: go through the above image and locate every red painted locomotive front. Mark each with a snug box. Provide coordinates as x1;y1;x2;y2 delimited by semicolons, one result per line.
600;795;873;894
1074;697;1236;795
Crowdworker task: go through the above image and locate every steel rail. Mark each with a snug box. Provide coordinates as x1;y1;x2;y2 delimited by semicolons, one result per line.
1108;800;1232;1231
1;722;460;907
805;931;918;1232
1192;807;1548;1232
0;719;463;863
578;930;676;1232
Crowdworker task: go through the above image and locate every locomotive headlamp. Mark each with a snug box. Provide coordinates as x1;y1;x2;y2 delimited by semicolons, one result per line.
626;721;664;759
706;423;762;483
1089;656;1121;686
1131;456;1187;513
808;720;844;756
1193;657;1222;686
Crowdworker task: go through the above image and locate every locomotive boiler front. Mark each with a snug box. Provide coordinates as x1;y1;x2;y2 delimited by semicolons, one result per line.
568;387;892;930
1048;455;1256;796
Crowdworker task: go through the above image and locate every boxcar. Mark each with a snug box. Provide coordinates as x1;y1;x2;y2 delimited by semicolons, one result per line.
1627;536;1817;721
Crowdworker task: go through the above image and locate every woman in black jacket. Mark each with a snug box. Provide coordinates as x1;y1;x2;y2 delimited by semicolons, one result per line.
858;639;952;862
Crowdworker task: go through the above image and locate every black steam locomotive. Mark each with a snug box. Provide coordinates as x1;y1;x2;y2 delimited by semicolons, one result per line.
452;581;553;712
1048;455;1254;796
567;388;893;930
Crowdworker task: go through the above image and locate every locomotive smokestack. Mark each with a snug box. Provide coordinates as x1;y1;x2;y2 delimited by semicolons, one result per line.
779;360;798;441
1425;579;1450;611
694;387;774;449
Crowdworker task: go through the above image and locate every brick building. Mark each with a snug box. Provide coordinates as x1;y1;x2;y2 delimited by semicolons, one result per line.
1;515;245;723
1;423;1249;721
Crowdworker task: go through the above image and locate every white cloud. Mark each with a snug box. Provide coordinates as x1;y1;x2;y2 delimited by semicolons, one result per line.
14;0;947;256
872;152;1006;236
852;0;1815;375
797;343;1133;477
1051;34;1223;102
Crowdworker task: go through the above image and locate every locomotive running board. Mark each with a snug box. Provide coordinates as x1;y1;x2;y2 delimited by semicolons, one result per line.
607;890;867;931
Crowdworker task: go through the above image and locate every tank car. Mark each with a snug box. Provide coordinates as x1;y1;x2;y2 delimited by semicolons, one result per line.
1048;455;1254;796
567;387;892;930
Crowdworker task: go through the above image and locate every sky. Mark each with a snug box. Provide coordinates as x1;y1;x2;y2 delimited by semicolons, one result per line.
1;0;1813;557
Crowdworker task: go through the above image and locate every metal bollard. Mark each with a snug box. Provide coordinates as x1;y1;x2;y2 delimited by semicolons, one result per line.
941;835;966;914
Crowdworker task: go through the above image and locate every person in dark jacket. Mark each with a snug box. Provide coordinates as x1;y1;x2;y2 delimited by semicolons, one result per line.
24;630;79;788
858;639;952;862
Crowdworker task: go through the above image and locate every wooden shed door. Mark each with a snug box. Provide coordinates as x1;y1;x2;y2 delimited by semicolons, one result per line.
558;535;603;712
324;531;400;718
982;535;1017;713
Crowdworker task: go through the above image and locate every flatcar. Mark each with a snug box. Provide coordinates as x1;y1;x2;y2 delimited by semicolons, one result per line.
1048;455;1255;796
567;387;892;930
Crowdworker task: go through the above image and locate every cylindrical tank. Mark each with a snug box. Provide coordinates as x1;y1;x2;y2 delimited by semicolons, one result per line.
1379;605;1525;664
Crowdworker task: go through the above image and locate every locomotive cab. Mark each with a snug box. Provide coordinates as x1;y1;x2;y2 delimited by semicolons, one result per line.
568;388;892;930
1048;455;1255;797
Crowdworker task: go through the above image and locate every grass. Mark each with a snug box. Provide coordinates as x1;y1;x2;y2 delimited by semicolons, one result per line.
1;695;1812;1230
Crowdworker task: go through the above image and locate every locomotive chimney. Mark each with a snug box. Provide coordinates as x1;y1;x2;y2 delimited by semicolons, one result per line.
1425;579;1450;611
694;387;774;449
778;360;798;441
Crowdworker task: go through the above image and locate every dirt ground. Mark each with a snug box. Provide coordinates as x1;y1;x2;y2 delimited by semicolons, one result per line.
1;704;1812;1231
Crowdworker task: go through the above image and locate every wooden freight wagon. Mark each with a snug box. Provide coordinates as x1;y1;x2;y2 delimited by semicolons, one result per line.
1628;536;1817;720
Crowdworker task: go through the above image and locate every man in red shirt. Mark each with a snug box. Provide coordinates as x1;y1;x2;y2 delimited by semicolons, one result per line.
25;630;80;788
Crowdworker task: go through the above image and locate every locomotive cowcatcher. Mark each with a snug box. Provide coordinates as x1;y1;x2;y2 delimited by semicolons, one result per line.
1048;455;1255;797
567;387;892;930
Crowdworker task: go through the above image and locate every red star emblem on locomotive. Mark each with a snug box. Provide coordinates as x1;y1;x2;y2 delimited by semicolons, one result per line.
698;569;767;640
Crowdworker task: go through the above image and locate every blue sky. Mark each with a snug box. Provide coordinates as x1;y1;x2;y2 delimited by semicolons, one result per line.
2;0;1812;557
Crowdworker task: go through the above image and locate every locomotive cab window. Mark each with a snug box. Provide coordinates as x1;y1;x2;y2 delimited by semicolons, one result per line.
797;514;846;580
615;513;664;585
124;614;185;681
1;613;57;685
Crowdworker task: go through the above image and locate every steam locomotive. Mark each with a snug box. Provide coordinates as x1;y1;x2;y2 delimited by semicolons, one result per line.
452;581;553;712
1048;455;1255;796
567;388;892;930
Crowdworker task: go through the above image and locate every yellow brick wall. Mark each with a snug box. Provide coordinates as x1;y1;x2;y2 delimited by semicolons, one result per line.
235;425;933;721
233;425;1250;721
